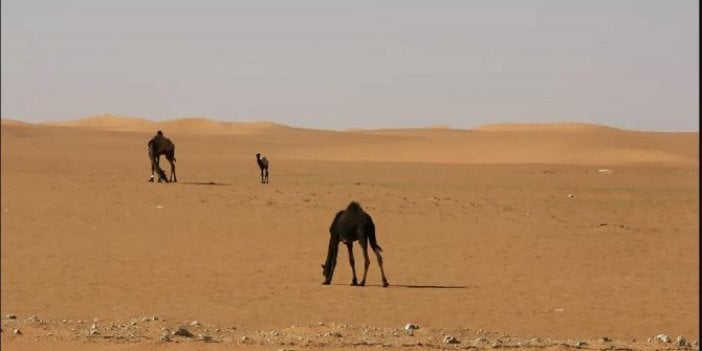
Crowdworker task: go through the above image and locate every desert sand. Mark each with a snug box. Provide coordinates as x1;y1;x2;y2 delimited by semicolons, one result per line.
1;116;699;350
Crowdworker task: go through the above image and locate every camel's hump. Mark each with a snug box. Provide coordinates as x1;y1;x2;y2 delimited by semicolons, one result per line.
346;201;363;212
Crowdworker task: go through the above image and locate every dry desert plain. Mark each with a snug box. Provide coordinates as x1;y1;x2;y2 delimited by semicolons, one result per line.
0;116;699;351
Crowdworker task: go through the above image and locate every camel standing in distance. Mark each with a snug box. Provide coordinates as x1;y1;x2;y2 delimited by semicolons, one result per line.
148;131;177;183
256;153;269;184
322;201;389;287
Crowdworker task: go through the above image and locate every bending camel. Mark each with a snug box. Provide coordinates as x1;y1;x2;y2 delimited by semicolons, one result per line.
322;201;389;287
148;130;177;182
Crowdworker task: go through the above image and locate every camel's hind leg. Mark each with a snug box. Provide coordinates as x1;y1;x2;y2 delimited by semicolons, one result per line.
346;242;358;285
167;155;177;182
373;248;389;287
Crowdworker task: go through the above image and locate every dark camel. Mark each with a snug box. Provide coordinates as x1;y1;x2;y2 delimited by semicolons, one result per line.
148;131;177;183
322;201;389;287
256;153;269;184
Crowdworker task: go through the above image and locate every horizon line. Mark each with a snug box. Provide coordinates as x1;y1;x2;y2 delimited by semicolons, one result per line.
1;114;699;134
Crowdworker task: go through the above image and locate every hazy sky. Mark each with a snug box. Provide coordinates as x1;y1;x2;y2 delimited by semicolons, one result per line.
1;0;698;131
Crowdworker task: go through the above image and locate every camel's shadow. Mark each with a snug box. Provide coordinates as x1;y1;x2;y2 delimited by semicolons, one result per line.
180;181;232;186
392;284;468;289
331;283;468;289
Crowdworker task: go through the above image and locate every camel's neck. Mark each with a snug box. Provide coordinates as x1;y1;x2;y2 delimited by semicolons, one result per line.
323;231;339;279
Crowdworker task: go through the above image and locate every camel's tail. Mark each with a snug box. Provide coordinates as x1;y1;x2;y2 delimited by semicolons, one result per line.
367;220;383;252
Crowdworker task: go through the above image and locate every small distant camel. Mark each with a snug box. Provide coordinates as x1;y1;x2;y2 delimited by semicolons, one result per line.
322;201;389;287
148;131;177;183
256;153;269;184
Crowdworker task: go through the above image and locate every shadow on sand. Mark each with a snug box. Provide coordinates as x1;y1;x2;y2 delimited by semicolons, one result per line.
180;181;232;186
393;284;468;289
331;283;468;289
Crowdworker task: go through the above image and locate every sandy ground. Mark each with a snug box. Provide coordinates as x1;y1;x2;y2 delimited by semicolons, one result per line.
1;116;699;350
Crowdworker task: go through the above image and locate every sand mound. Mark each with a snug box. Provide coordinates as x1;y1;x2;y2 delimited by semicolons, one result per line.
8;116;698;166
42;115;288;135
474;122;619;132
43;114;156;131
0;119;33;126
157;118;288;134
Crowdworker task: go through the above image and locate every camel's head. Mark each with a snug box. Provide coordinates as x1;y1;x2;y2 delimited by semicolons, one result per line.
256;153;261;159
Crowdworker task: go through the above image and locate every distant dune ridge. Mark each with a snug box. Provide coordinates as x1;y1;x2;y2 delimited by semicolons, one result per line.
0;115;683;133
474;122;620;132
1;115;697;166
23;114;288;134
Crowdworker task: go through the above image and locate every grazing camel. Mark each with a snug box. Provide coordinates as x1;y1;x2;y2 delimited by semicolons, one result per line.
322;201;389;287
148;131;177;183
256;153;269;184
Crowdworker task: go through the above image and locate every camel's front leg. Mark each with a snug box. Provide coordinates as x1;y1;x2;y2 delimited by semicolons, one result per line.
359;238;370;286
152;156;168;182
347;242;358;285
169;159;177;182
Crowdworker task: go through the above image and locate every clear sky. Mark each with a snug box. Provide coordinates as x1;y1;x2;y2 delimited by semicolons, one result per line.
1;0;698;131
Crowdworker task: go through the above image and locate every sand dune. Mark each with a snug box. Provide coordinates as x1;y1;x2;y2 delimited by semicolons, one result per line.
474;122;621;132
1;117;699;351
25;116;701;166
42;115;289;135
0;119;34;126
42;114;156;131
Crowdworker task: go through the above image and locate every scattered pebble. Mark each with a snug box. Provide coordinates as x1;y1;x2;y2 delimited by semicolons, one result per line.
567;194;575;199
13;328;22;335
600;336;611;342
677;336;687;347
404;323;419;335
4;314;17;320
191;320;200;326
198;334;213;342
654;334;671;343
172;327;194;337
443;335;460;344
575;340;587;347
